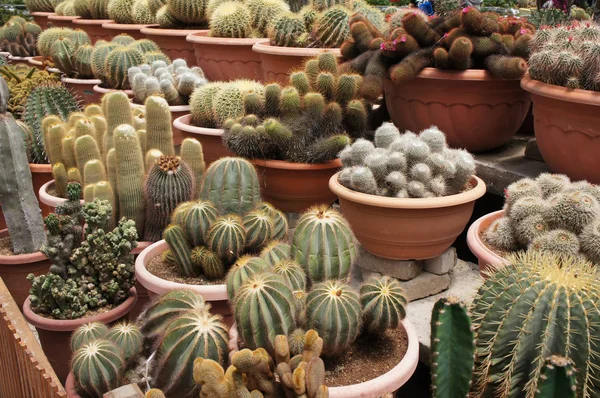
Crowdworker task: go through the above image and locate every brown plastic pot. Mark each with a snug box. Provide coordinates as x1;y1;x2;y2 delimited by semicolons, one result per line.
141;27;206;65
28;55;46;71
521;76;600;183
72;19;114;43
173;114;233;165
93;84;134;98
130;241;151;321
101;22;159;40
186;31;264;81
466;210;508;276
252;41;341;85
47;14;80;28
30;163;53;217
0;229;50;311
65;373;79;398
62;77;103;105
383;69;531;152
329;173;486;260
31;12;54;29
252;159;341;212
132;102;189;146
23;288;137;382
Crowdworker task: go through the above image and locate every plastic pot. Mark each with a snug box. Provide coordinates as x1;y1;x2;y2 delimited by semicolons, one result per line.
101;22;158;40
141;27;206;65
173;114;232;165
467;210;509;276
62;77;103;105
72;18;114;43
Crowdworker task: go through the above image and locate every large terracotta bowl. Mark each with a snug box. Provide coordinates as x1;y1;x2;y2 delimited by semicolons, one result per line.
23;288;137;382
101;22;159;40
62;77;102;104
30;11;54;29
72;19;114;43
186;31;264;81
521;76;600;183
93;84;134;98
228;319;419;397
252;41;341;85
383;69;531;152
135;240;233;326
132;102;189;146
47;14;80;28
30;163;53;217
173;114;233;165
252;159;342;213
0;229;50;310
329;173;486;260
466;210;508;276
141;27;206;65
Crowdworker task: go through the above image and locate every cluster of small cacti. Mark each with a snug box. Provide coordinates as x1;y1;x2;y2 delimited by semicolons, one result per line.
528;22;600;91
268;0;385;48
42;28;95;78
129;58;207;105
0;16;41;57
0;64;59;118
69;290;229;397
485;173;600;262
163;157;288;279
41;92;206;240
339;8;534;101
214;52;371;164
27;182;138;319
525;8;571;28
338;124;476;198
208;0;290;38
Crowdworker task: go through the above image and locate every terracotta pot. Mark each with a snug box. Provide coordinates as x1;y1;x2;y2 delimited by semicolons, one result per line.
30;163;53;217
47;14;81;29
31;12;54;29
466;210;508;276
252;159;341;213
173;114;233;165
72;19;114;43
0;229;50;310
101;22;159;40
186;31;264;81
62;77;103;104
28;55;46;71
228;319;419;397
132;102;189;146
39;179;85;214
130;241;151;321
141;27;206;65
23;288;137;382
93;84;134;98
521;76;600;183
383;69;531;152
65;373;79;398
135;240;233;326
252;41;341;85
329;173;486;260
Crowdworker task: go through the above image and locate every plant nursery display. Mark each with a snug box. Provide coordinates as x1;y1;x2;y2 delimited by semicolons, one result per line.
0;17;41;58
0;64;58;118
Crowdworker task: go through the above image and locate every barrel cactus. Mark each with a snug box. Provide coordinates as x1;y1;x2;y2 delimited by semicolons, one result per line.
171;200;219;247
226;255;270;301
260;240;291;266
71;339;126;397
70;322;109;352
209;1;252;38
104;322;143;360
104;47;144;89
360;275;407;334
207;214;246;264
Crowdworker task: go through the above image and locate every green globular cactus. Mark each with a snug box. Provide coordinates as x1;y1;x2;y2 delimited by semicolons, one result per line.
247;0;289;37
209;2;252;38
89;0;111;18
171;200;219;247
107;0;135;23
180;138;205;200
144;156;194;242
260;240;291;266
242;210;274;250
191;246;225;279
535;356;577;398
254;202;288;241
73;45;95;79
272;259;306;291
91;43;119;83
226;255;270;301
112;34;136;46
71;339;125;398
166;0;206;25
360;276;406;334
312;6;351;48
207;214;246;264
291;205;356;283
234;272;296;355
50;38;76;77
23;0;55;12
153;311;229;396
269;13;308;47
131;0;156;24
70;322;109;352
144;96;175;156
164;224;197;276
305;280;361;357
200;157;261;215
430;297;474;398
104;47;144;89
105;322;143;361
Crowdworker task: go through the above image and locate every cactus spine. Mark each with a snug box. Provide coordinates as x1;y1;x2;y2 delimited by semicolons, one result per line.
145;96;175;156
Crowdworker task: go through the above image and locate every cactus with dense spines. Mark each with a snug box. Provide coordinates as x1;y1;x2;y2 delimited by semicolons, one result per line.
144;96;175;156
273;259;307;291
104;322;143;360
164;224;197;276
192;246;226;279
75;135;101;174
72;339;125;397
312;6;351;48
172;200;218;247
36;27;72;57
242;209;275;250
260;240;291;265
360;276;406;334
189;82;227;127
70;322;110;352
83;159;106;187
107;0;135;23
543;190;599;234
52;163;69;198
528;229;580;257
180;138;205;199
292;205;356;282
103;91;133;155
207;214;246;264
226;255;270;300
166;0;206;25
73;45;95;79
91;43;119;84
209;2;252;38
104;47;144;89
88;0;111;18
247;0;289;37
234;272;296;355
131;0;156;24
269;13;308;47
255;202;288;240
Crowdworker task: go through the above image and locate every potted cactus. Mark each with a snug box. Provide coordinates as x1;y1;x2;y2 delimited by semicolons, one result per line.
186;0;290;81
329;123;486;259
135;156;288;322
522;22;600;183
100;0;159;41
0;17;42;62
0;76;49;310
24;0;56;29
341;8;533;152
35;26;91;66
23;182;139;382
48;1;82;29
129;58;208;145
467;174;600;273
68;0;115;42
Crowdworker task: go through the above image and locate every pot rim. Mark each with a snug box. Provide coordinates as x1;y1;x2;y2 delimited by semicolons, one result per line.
141;27;208;36
173;114;224;137
30;11;55;16
29;163;52;173
252;40;341;57
228;318;419;397
23;287;137;331
186;31;266;46
400;67;520;82
0;229;47;264
61;76;102;84
72;18;114;25
252;158;342;170
92;84;134;96
39;179;87;207
466;210;508;267
135;240;228;300
8;55;32;61
329;173;486;209
28;56;43;65
101;22;159;30
131;101;190;112
47;15;80;21
521;74;600;106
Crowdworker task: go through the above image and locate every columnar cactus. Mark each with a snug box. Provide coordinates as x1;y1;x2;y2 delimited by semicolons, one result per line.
144;96;175;156
71;339;126;397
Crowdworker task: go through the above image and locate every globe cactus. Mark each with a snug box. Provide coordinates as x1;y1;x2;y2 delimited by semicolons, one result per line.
259;240;291;266
360;275;407;334
226;255;270;301
71;339;125;397
104;322;143;360
70;322;109;352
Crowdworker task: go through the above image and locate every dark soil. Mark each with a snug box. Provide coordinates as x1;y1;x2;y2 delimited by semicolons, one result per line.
0;235;14;256
146;255;227;285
